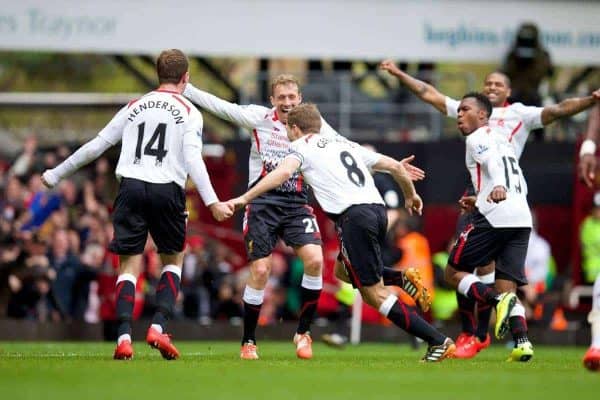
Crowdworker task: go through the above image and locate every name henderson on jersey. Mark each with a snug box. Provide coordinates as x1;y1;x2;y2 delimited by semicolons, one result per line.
127;99;186;124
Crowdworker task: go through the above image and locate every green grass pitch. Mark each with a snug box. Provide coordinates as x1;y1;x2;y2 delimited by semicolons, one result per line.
1;342;598;400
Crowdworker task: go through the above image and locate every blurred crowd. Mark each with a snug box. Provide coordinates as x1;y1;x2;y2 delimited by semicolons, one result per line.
0;137;254;327
0;134;575;339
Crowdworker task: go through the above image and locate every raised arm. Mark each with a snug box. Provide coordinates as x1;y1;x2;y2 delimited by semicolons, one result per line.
230;157;301;210
379;59;448;114
183;83;264;129
541;89;600;126
579;102;600;188
371;154;422;215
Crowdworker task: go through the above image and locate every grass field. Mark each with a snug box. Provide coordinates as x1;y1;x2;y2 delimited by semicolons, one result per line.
1;342;598;400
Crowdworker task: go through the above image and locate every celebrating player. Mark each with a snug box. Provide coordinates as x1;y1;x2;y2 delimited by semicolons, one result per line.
381;60;600;357
41;49;232;360
224;103;456;362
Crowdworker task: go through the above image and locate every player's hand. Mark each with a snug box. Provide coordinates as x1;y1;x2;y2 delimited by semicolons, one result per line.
579;154;597;188
209;202;234;222
458;195;476;213
228;196;248;211
40;171;54;189
592;89;600;101
379;59;401;76
487;186;507;203
400;155;425;181
405;194;423;216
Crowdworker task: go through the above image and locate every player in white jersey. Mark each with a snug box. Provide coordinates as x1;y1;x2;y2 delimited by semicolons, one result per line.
223;103;455;362
578;102;600;371
41;49;232;360
443;92;534;362
184;74;424;360
381;60;600;357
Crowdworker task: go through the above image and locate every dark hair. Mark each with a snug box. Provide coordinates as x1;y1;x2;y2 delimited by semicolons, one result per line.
156;49;188;84
462;92;493;118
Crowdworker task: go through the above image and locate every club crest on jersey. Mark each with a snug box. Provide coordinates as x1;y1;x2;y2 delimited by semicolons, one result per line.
475;144;489;155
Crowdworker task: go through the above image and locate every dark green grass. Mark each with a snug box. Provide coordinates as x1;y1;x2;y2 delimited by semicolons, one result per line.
0;342;598;400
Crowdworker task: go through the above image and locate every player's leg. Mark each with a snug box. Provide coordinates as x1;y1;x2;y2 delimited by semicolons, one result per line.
143;181;189;359
240;256;272;359
453;213;478;348
108;178;149;360
360;282;455;362
584;274;600;371
240;204;279;359
495;228;533;362
282;205;324;359
113;255;144;360
474;262;494;350
292;243;323;359
340;203;454;362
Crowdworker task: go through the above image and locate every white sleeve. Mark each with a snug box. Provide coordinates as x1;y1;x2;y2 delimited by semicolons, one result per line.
43;136;113;187
319;117;341;138
287;141;305;169
467;133;505;188
354;144;382;168
511;103;544;130
182;113;219;206
97;105;129;145
183;83;265;129
445;97;460;118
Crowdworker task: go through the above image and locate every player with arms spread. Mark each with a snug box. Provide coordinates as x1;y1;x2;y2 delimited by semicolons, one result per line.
184;75;424;359
224;103;456;362
381;60;600;358
41;49;232;360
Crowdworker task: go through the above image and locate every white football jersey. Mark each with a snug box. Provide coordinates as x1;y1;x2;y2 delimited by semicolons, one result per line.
446;97;543;159
183;84;339;204
287;135;384;214
99;90;203;188
466;126;532;228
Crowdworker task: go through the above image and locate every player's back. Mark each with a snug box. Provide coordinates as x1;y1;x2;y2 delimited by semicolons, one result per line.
114;90;201;188
290;135;384;215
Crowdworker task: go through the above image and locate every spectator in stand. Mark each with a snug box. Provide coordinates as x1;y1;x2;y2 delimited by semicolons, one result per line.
48;228;82;319
503;23;553;109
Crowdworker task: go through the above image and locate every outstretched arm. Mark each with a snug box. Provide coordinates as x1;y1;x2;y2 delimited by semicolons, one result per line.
42;136;113;188
541;89;600;126
380;59;448;114
579;103;600;188
371;154;422;215
229;157;301;210
183;83;263;129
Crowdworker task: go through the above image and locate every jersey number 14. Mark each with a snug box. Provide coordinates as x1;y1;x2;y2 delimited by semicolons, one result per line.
134;122;168;166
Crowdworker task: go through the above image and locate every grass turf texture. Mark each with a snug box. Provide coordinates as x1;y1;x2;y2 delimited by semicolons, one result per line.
1;342;598;400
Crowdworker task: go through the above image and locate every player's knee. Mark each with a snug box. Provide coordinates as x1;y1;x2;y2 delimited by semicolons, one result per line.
251;264;271;284
303;255;323;275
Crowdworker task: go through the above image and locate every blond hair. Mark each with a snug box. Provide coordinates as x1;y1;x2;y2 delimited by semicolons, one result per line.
287;103;322;134
270;74;300;95
156;49;188;84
